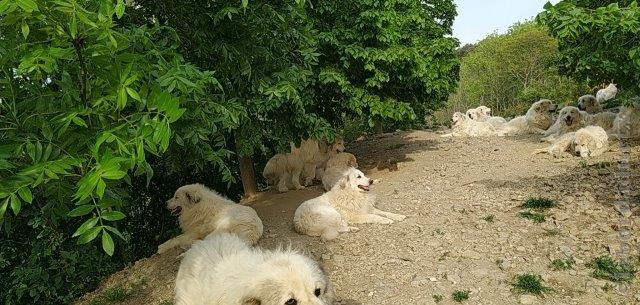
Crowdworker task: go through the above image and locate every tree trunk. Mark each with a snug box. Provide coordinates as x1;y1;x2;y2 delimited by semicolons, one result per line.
237;154;259;200
374;119;384;134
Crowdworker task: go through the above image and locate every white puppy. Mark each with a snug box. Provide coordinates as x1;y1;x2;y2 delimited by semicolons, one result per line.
157;184;263;254
467;106;507;128
534;126;609;158
441;112;497;137
501;99;557;135
313;138;346;180
175;233;334;305
293;139;321;186
596;83;618;103
542;106;584;142
577;94;603;114
263;145;305;192
294;168;405;241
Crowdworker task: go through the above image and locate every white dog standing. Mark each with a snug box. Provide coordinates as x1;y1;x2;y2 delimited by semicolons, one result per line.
157;184;263;254
294;168;405;241
175;233;334;305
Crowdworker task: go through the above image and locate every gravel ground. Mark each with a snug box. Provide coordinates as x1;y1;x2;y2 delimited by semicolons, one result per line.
76;130;640;305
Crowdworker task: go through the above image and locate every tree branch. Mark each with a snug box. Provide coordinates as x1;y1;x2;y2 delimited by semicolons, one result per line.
72;38;88;105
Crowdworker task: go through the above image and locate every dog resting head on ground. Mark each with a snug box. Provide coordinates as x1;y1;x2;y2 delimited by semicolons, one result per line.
573;125;609;158
158;184;263;253
542;106;584;142
577;94;603;114
501;99;557;135
175;233;334;305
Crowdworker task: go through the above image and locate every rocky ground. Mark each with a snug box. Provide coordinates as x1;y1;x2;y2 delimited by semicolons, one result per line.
77;130;640;305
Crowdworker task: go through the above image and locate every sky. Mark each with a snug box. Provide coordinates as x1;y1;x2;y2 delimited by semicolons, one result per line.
452;0;560;45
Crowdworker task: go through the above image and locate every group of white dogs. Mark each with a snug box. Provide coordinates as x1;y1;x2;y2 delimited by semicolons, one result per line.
151;84;640;305
158;140;403;304
443;83;640;158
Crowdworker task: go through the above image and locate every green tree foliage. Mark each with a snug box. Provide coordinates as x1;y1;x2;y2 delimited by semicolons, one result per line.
444;21;588;120
537;0;640;95
311;0;460;130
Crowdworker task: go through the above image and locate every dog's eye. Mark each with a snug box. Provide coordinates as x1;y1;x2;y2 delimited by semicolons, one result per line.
357;175;361;178
314;288;322;297
284;298;297;305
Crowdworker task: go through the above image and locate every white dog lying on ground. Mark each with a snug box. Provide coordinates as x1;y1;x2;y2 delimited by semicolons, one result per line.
175;233;334;305
467;105;507;128
322;152;359;191
157;184;263;254
294;167;405;241
534;125;609;158
501;99;557;135
596;83;618;103
441;112;497;137
541;106;584;142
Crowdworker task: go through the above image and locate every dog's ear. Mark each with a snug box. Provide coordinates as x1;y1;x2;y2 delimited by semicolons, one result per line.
242;297;261;305
185;189;201;204
338;174;351;189
349;155;357;167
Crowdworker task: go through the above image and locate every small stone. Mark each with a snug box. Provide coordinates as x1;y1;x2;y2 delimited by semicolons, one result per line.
410;275;430;286
559;245;572;256
516;246;526;252
429;277;437;282
519;294;537;304
569;270;577;276
321;254;331;260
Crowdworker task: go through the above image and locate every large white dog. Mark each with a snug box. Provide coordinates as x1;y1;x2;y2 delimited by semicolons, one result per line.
577;94;603;114
441;112;497;137
534;126;609;158
467;105;507;128
322;152;359;191
294;168;405;241
175;233;334;305
542;106;584;142
157;184;263;254
501;99;557;135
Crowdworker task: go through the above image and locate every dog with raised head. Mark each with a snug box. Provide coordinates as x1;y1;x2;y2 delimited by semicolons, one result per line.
175;233;334;305
441;112;497;137
294;168;405;241
157;184;263;254
541;106;584;142
577;94;603;114
467;106;507;128
501;99;557;135
311;138;346;182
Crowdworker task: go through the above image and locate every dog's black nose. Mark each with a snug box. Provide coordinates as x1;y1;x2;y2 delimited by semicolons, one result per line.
575;150;581;156
369;179;374;184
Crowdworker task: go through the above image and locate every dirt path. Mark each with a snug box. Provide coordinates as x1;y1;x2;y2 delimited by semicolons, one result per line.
77;130;640;305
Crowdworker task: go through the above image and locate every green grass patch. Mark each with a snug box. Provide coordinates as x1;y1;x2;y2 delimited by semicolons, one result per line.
587;255;636;282
522;197;556;209
519;211;546;223
482;215;495;222
432;294;444;303
511;273;551;295
549;258;574;271
452;290;470;302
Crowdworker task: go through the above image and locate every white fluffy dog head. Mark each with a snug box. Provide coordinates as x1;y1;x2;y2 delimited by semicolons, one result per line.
166;183;205;216
477;106;492;116
529;99;557;115
331;138;345;153
558;106;582;129
452;112;469;126
572;126;608;158
243;252;334;305
577;94;601;114
336;168;373;192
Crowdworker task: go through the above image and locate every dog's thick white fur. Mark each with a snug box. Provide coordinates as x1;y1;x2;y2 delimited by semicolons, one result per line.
322;152;359;190
541;106;584;142
263;145;305;192
534;126;609;158
580;110;617;131
294;168;405;241
293;139;321;186
596;83;618;103
441;112;497;137
157;184;263;254
609;103;640;139
175;233;334;305
501;99;557;135
467;106;507;128
312;139;346;181
577;94;603;114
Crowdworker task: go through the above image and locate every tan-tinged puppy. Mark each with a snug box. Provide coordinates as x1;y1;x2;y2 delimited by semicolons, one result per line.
441;112;497;137
157;184;263;254
294;168;405;241
313;138;346;181
577;94;603;114
175;233;334;305
501;99;557;135
263;145;305;192
467;106;507;128
293;139;321;186
325;152;358;170
542;106;584;142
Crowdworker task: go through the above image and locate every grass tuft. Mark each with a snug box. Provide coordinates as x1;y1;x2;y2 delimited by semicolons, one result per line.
451;290;470;302
432;294;444;303
522;197;556;209
587;255;636;282
549;258;574;270
519;211;546;223
511;273;551;295
482;215;495;222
